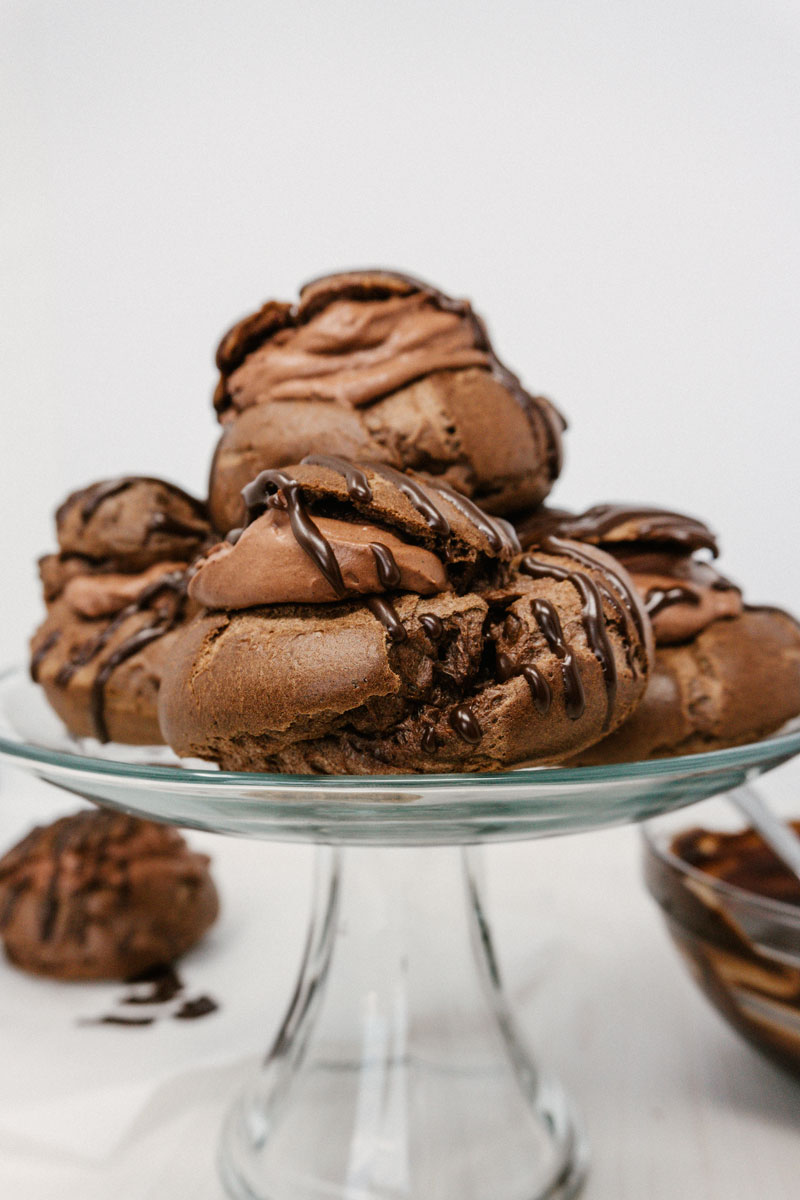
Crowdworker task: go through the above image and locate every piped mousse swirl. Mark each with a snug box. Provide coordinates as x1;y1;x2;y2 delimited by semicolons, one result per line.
207;270;566;530
214;269;565;472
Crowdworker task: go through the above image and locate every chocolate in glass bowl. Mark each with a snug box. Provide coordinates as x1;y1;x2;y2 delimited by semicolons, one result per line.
643;808;800;1077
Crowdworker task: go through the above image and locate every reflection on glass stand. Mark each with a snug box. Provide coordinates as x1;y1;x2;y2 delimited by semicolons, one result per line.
2;670;799;1199
222;844;586;1200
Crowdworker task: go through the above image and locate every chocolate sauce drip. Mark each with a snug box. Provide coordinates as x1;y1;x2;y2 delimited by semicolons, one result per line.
80;962;220;1026
63;476;208;526
91;571;189;743
89;624;170;742
522;666;553;715
646;585;702;618
521;553;616;726
369;543;402;588
146;511;210;542
530;598;586;720
420;613;445;641
429;481;520;555
365;596;407;643
301;455;374;503
174;995;219;1020
521;504;718;556
542;535;648;647
358;462;451;535
242;469;347;598
449;703;483;744
52;570;190;742
55;608;130;688
495;651;552;715
39;820;76;942
421;722;439;754
0;881;27;930
30;630;60;681
80;479;136;520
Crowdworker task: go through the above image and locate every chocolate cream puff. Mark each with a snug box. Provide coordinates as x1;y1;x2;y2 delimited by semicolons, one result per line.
208;270;565;532
159;458;652;773
30;477;216;744
0;810;218;981
517;505;800;761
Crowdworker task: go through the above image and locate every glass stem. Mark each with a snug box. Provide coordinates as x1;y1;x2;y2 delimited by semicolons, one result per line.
221;843;586;1200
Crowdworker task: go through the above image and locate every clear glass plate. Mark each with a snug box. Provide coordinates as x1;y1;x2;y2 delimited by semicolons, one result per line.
1;665;799;845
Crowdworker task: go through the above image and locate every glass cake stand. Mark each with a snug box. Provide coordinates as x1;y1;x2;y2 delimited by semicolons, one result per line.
2;666;800;1200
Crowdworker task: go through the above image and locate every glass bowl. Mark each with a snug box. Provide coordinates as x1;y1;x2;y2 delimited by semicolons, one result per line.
643;796;800;1077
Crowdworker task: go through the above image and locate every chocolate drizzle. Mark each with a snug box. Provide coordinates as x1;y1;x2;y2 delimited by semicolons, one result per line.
123;962;183;1005
542;535;648;647
301;455;373;503
530;598;586;721
522;665;553;715
521;551;616;725
421;721;439;754
495;650;552;714
369;543;401;589
420;614;444;641
85;1014;156;1027
428;481;520;555
365;596;407;643
48;569;191;743
58;476;209;527
146;510;210;542
646;585;702;618
519;503;719;557
242;469;347;598
449;703;483;744
359;461;451;535
30;631;60;681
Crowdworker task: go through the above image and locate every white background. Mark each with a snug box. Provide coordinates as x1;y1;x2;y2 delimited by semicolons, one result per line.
2;0;800;663
2;3;800;1197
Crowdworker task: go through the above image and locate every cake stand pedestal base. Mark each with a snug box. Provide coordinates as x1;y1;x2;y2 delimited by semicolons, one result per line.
219;843;587;1200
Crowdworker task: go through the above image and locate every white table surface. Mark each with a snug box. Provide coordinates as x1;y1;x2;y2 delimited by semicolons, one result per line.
1;765;798;1200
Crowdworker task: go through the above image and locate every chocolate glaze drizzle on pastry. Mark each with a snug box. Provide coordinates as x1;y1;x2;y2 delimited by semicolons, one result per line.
38;569;191;742
58;476;210;529
518;504;718;556
517;505;740;636
242;469;347;598
449;703;483;744
30;631;60;682
298;453;521;553
645;585;701;617
0;811;138;942
239;460;518;634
